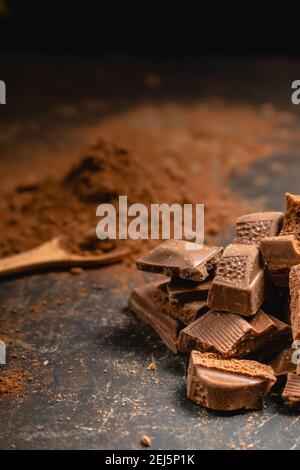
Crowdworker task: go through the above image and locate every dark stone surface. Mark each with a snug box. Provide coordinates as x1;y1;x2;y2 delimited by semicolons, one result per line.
0;265;299;450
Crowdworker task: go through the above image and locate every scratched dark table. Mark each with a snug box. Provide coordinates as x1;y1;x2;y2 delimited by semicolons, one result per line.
1;56;300;450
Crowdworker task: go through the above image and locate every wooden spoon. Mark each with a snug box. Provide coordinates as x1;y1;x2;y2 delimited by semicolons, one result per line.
0;237;130;277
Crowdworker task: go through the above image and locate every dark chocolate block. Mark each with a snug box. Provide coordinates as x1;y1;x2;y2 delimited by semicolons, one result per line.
260;194;300;270
154;282;208;325
289;264;300;340
282;373;300;408
208;243;265;316
187;351;276;411
128;281;183;353
235;212;283;245
136;240;222;281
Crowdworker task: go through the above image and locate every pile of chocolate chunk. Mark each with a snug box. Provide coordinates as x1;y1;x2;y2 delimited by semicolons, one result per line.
128;193;300;411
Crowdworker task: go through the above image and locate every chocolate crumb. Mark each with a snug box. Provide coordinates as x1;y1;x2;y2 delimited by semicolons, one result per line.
140;434;152;447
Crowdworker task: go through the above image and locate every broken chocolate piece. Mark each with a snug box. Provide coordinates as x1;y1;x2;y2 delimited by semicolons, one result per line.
179;309;291;359
128;281;183;353
208;243;265;316
290;264;300;341
154;281;209;324
260;194;300;270
178;310;254;357
136;240;222;281
260;235;300;270
166;277;212;304
269;348;296;378
235;212;283;245
248;313;292;361
187;351;276;410
281;192;300;237
282;373;300;408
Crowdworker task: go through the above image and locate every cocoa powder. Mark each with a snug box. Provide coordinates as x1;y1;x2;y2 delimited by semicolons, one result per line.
0;367;32;398
0;102;295;260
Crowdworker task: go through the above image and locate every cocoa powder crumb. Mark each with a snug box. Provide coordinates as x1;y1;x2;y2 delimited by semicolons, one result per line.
140;434;152;447
30;301;47;313
70;267;84;275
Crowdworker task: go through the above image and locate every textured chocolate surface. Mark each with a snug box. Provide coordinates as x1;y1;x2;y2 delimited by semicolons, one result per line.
128;281;183;353
187;352;276;411
290;264;300;341
154;282;208;325
178;310;254;357
208;243;265;316
179;309;291;359
136;240;222;281
235;212;283;245
282;373;300;408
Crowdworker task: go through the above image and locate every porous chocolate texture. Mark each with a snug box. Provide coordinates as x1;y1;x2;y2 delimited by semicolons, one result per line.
260;194;300;270
208;243;265;316
154;282;209;325
187;351;276;411
282;373;300;408
136;240;223;281
235;212;283;245
289;264;300;340
128;281;184;353
178;309;291;359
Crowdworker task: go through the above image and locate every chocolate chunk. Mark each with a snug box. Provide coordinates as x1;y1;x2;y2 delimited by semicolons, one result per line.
187;352;276;410
281;192;300;237
248;313;292;361
166;277;212;304
282;373;300;408
269;348;296;378
208;243;265;316
136;240;223;281
179;309;291;358
289;264;300;340
128;281;183;353
235;212;283;245
179;310;253;357
260;194;300;270
260;235;300;270
154;280;209;324
154;282;208;325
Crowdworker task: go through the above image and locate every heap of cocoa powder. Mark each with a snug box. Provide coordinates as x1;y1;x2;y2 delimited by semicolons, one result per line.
0;367;32;398
0;102;295;260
